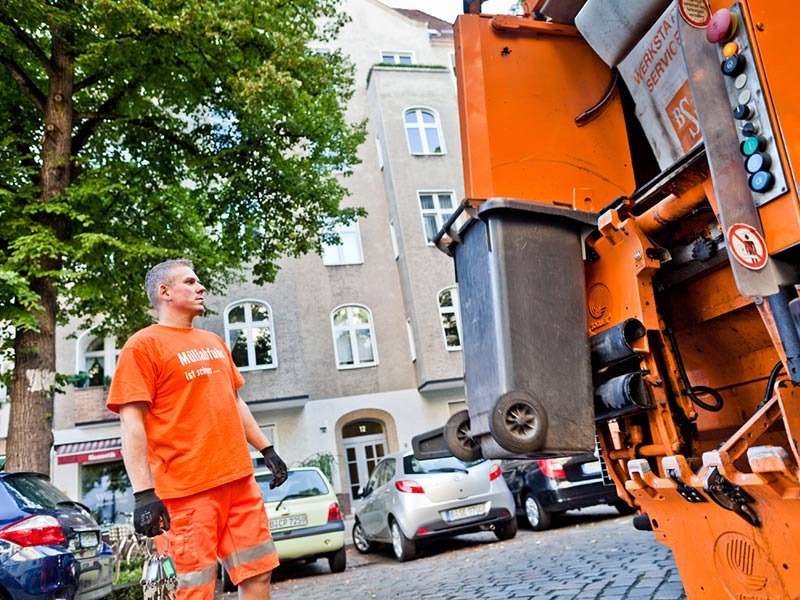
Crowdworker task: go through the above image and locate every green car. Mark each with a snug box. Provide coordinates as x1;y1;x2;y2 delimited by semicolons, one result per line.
221;467;346;591
258;467;346;570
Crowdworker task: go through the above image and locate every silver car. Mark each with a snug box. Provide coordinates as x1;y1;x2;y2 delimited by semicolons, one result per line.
352;452;517;561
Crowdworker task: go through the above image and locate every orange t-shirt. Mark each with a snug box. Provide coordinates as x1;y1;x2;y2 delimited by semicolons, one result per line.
107;324;254;499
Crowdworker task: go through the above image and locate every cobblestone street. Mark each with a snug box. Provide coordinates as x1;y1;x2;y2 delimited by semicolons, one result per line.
217;508;688;599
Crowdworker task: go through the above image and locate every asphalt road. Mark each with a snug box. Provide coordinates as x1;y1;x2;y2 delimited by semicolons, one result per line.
215;507;688;599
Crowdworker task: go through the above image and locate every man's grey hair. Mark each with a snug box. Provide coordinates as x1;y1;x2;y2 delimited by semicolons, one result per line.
145;259;194;308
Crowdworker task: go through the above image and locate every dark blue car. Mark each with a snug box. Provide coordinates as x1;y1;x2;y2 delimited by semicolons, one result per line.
0;472;113;600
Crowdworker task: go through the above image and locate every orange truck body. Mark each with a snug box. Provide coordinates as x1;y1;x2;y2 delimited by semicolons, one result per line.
426;1;800;597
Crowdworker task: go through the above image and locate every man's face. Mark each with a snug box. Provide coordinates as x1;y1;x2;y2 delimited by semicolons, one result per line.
162;265;206;316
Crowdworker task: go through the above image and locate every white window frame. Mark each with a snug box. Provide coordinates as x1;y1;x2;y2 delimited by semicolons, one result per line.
224;299;278;372
438;285;463;351
322;220;364;266
404;107;446;156
380;50;414;65
76;331;121;386
418;190;457;245
331;304;379;370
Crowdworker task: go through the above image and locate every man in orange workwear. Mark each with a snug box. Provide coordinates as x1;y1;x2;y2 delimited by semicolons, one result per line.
107;258;288;599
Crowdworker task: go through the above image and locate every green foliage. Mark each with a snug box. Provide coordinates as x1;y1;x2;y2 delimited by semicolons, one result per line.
117;557;147;587
301;451;337;483
109;583;143;600
0;0;368;340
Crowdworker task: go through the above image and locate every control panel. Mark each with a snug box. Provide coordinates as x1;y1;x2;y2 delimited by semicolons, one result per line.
707;3;787;206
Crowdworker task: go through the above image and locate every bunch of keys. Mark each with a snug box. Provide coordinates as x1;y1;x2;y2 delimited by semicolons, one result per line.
141;537;178;600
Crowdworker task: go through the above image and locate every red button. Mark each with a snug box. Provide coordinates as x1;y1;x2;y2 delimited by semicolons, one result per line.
707;9;736;44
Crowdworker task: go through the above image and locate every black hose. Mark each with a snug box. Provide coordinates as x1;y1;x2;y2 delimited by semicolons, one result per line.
664;327;724;412
758;360;784;409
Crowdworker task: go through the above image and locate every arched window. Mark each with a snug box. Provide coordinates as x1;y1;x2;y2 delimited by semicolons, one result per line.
404;108;445;155
331;305;378;369
438;286;462;351
76;332;120;387
225;300;276;371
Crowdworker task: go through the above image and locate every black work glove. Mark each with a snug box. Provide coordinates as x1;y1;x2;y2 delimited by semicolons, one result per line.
261;446;288;489
133;488;171;537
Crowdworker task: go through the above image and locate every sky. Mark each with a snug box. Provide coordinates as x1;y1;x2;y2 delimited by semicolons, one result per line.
380;0;516;24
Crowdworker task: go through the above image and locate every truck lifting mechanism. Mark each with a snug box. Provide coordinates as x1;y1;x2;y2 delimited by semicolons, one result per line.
412;0;800;597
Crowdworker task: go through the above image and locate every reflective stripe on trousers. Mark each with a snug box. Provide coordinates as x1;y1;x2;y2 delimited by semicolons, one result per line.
221;538;277;573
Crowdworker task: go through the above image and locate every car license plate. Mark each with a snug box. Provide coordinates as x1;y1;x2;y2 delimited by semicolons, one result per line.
79;531;99;548
582;462;602;475
269;514;308;530
443;503;487;522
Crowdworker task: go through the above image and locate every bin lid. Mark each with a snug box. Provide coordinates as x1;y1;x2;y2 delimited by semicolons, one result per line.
476;197;598;227
437;197;598;256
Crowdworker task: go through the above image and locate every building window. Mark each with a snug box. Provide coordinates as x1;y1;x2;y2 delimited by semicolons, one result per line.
322;220;364;266
331;305;378;369
404;108;445;155
381;51;413;65
438;286;462;350
225;300;276;371
76;333;120;387
81;461;133;525
419;191;456;244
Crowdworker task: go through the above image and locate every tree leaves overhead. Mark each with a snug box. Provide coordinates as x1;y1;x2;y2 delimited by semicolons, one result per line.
0;0;366;338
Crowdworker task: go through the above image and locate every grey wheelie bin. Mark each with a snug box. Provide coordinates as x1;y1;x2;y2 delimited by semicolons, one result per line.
444;198;597;459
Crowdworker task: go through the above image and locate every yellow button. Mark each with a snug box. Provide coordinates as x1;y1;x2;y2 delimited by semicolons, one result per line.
723;42;739;57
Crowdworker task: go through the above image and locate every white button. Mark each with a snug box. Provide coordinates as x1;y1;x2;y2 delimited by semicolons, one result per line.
734;73;747;89
738;89;752;104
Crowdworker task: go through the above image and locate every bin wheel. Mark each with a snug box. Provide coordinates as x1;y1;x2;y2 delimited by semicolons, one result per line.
444;409;482;462
489;391;547;454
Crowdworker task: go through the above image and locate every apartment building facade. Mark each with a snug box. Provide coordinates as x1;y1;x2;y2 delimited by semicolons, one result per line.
40;0;467;519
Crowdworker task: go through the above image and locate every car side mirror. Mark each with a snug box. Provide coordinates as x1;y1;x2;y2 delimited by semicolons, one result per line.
357;485;367;499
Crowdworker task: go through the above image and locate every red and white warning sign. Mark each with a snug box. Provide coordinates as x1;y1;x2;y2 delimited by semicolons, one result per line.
678;0;711;28
727;223;768;270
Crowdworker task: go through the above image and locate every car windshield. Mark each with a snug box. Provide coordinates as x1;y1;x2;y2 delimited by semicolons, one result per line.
256;470;329;503
2;473;71;510
403;455;484;475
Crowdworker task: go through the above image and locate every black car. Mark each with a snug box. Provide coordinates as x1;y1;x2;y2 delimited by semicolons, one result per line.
0;471;113;600
501;453;635;531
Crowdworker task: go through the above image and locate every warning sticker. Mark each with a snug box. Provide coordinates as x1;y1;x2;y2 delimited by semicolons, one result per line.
678;0;711;28
727;223;768;270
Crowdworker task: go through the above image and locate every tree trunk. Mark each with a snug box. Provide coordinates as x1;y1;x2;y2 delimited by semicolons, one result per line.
7;301;57;475
5;25;73;475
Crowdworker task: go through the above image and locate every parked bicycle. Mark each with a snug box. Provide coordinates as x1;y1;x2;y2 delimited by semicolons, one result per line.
105;516;155;584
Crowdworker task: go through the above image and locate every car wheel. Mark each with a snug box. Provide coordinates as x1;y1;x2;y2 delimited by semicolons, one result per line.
489;391;547;454
494;517;518;541
390;519;415;562
327;546;347;573
221;567;238;593
352;520;373;554
444;409;483;462
524;492;552;531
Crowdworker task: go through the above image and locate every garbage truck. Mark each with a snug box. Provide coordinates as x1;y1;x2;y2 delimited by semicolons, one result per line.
411;0;800;597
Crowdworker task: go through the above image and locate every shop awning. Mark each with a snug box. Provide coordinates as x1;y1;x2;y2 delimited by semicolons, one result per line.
56;438;122;465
